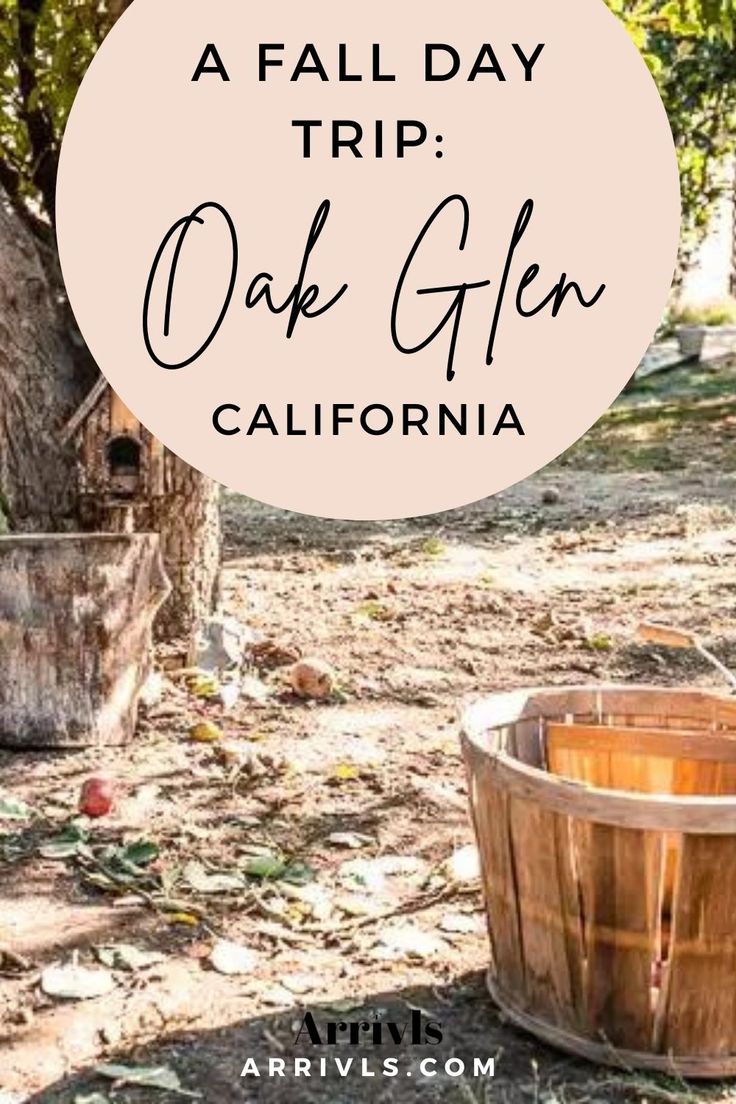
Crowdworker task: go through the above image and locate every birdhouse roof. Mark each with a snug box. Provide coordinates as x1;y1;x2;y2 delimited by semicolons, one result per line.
61;377;110;445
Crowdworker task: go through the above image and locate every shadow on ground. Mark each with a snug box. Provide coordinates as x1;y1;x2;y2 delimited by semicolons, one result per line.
23;972;662;1104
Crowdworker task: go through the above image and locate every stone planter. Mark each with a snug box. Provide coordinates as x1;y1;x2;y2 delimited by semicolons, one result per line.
0;533;170;748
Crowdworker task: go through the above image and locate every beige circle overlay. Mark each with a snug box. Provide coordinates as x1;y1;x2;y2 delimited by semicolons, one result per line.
57;0;680;521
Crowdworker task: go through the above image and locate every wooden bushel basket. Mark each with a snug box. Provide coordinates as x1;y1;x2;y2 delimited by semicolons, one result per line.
461;686;736;1079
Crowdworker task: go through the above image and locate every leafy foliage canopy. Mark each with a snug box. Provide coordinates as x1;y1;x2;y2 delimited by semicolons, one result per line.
0;0;733;273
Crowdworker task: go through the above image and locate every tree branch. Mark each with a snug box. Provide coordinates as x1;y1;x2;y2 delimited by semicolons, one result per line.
16;0;58;225
0;150;53;247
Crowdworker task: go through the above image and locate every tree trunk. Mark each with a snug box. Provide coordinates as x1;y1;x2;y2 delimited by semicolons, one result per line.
146;457;221;645
0;188;220;640
731;167;736;298
88;456;221;646
0;533;170;747
0;193;87;529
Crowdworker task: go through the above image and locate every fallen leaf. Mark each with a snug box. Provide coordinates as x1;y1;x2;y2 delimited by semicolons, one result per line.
82;871;119;893
355;600;395;623
0;796;31;821
260;984;295;1007
186;673;221;700
94;944;165;971
338;858;386;894
95;1062;198;1095
438;912;482;935
240;675;272;703
333;763;360;782
249;639;300;670
327;831;374;850
189;721;222;744
333;893;376;917
280;972;315;995
39;824;90;860
184;861;244;894
41;961;117;1000
422;537;446;558
209;939;258;976
243;852;287;880
278;881;333;920
120;839;159;867
374;926;448;961
281;860;316;886
338;854;426;894
215;683;241;710
587;632;613;653
166;912;200;927
74;1095;110;1104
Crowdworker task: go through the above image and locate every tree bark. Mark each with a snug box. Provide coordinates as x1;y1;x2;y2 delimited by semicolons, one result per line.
0;533;170;747
0;188;220;639
87;455;221;645
145;457;221;645
0;193;87;529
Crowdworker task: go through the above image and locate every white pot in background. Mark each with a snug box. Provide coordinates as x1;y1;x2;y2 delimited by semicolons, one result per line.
676;325;706;360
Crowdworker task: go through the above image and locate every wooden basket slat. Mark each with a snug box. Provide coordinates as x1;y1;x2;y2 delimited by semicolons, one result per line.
508;797;584;1030
469;768;525;996
575;822;663;1052
719;763;736;792
513;717;545;768
672;759;724;796
608;752;665;794
663;834;736;1057
547;723;736;797
547;724;736;762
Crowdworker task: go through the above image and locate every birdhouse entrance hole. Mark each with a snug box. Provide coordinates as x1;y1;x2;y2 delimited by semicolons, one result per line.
107;435;141;499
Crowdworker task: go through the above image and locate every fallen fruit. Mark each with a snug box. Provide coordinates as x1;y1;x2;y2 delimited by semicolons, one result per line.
189;721;222;743
290;657;336;700
79;776;115;818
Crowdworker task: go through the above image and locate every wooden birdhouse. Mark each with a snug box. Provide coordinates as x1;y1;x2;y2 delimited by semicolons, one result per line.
63;378;167;527
61;377;220;646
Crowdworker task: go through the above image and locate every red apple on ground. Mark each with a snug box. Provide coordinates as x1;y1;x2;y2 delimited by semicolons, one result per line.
79;776;115;818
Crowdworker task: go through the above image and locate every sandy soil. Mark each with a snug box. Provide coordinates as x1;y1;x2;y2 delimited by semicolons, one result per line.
2;359;736;1103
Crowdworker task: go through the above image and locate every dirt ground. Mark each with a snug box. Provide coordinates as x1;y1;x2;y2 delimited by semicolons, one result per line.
3;359;736;1103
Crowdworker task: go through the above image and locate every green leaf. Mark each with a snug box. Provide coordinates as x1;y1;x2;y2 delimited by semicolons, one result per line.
0;795;31;821
281;861;317;885
243;852;287;880
40;823;89;859
121;839;159;867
